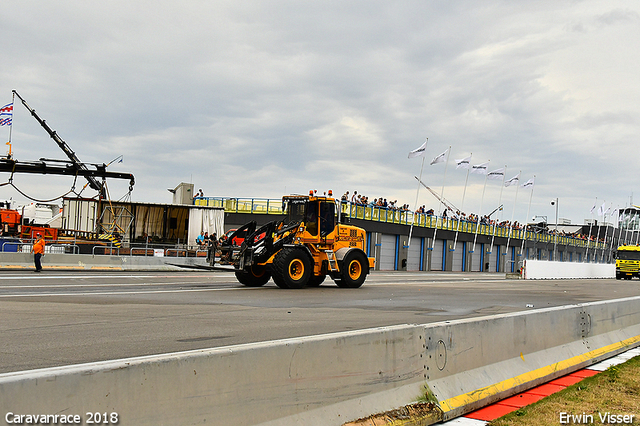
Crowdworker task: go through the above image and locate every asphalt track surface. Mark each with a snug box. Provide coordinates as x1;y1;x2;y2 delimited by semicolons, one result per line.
1;270;638;374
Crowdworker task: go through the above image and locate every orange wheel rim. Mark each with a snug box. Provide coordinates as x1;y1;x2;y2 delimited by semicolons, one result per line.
348;260;362;280
289;259;305;280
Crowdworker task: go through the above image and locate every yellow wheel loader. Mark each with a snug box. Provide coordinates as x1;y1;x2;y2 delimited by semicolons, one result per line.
217;191;375;288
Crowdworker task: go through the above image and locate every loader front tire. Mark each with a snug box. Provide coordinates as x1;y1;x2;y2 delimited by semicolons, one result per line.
273;247;311;289
337;250;368;288
235;264;271;287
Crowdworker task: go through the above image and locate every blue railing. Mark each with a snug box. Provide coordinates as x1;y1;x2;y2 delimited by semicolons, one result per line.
194;197;608;250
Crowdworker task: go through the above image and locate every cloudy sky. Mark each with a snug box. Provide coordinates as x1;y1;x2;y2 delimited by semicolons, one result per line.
1;1;639;225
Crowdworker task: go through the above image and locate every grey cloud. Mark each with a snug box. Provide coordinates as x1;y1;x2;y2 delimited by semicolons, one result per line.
1;0;639;223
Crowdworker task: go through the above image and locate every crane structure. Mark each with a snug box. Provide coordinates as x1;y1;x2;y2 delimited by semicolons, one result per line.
1;91;135;245
6;90;134;197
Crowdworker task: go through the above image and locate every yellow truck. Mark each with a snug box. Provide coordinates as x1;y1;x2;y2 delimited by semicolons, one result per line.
217;191;375;288
615;245;640;280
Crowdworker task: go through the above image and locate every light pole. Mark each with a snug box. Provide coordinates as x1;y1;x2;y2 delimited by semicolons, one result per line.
551;198;559;261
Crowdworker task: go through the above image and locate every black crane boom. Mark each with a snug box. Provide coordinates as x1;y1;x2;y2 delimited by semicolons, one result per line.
0;158;135;186
12;90;105;194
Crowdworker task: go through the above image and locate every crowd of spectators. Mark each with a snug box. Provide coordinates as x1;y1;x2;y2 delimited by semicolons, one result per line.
339;190;533;231
340;191;410;212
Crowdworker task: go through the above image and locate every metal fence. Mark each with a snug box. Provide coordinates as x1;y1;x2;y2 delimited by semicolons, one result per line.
0;237;209;258
1;239;78;254
195;196;608;250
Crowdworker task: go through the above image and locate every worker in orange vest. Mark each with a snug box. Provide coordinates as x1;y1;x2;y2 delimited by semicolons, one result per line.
31;233;45;272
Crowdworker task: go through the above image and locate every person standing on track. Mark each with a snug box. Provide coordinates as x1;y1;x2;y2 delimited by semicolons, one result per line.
31;233;45;272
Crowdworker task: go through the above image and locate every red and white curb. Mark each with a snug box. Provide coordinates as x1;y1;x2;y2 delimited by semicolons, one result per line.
442;347;640;425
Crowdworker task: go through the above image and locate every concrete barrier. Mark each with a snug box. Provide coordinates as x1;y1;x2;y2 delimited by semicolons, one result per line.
523;259;615;279
0;252;208;271
424;296;640;421
1;297;639;426
0;325;425;426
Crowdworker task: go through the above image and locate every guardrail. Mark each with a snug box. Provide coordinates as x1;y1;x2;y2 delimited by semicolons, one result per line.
194;196;611;251
1;240;79;255
2;235;212;260
91;243;209;258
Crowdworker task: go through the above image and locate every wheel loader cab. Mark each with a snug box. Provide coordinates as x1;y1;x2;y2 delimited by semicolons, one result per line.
283;196;336;243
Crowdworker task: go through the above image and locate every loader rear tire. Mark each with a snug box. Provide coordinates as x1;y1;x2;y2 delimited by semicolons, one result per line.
272;270;289;289
337;250;368;288
273;247;311;289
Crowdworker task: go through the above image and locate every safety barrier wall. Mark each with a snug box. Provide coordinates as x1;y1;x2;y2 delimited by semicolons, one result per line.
1;297;639;426
523;259;615;279
423;297;640;420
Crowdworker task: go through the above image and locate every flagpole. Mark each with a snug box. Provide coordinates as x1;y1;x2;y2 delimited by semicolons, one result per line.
452;153;472;252
504;171;521;270
471;162;490;254
407;137;429;249
8;91;15;156
520;175;535;260
596;201;605;263
407;154;426;248
489;166;507;255
585;197;596;263
615;205;623;250
431;146;451;251
602;203;612;263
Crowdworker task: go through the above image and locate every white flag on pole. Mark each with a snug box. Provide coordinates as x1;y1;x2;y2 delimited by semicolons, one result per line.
430;148;449;165
521;177;535;188
590;201;597;215
504;173;520;187
455;156;471;169
408;140;428;158
598;202;606;216
470;162;489;174
487;168;505;180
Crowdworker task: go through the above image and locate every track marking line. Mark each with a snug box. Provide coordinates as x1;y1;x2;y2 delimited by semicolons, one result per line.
0;281;232;289
0;286;260;298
